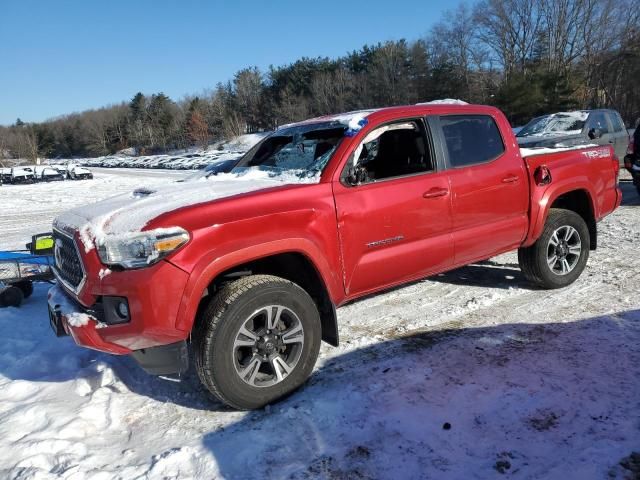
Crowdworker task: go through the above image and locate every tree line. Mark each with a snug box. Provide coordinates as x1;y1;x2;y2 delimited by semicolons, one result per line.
1;0;638;163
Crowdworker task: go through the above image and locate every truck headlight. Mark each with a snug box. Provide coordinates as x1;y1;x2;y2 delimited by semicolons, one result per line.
97;227;189;269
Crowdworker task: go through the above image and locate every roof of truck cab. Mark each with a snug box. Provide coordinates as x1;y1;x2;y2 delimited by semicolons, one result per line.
278;103;503;132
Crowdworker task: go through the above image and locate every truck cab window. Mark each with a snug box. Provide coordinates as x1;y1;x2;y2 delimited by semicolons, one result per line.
237;123;346;177
440;115;505;167
350;120;433;183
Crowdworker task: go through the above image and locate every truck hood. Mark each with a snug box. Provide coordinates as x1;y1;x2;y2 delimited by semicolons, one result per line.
54;170;317;252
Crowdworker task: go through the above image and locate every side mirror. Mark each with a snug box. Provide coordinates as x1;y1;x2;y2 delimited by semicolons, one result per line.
589;128;603;140
27;233;54;255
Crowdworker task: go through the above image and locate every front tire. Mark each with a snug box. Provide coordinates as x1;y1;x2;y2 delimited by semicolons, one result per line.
518;208;590;289
194;275;321;410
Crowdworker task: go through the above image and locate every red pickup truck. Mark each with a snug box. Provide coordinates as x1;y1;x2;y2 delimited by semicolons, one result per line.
48;104;621;409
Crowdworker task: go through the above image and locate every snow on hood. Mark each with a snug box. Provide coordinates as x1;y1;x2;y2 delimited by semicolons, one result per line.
54;169;318;252
417;99;469;105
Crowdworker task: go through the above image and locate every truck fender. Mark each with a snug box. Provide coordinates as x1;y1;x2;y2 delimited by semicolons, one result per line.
525;179;597;247
174;238;343;341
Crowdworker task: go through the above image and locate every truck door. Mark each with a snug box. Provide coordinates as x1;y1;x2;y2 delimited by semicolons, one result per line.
435;114;529;265
333;118;454;297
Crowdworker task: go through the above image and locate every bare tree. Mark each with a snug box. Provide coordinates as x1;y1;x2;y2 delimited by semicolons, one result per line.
475;0;544;78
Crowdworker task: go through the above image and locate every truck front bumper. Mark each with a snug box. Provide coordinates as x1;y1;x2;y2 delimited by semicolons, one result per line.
48;253;192;349
48;284;190;375
48;284;131;354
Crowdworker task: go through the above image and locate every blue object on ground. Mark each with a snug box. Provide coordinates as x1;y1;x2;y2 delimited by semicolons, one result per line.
0;251;52;265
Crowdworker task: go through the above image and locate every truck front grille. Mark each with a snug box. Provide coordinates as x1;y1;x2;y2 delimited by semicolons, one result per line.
53;230;85;291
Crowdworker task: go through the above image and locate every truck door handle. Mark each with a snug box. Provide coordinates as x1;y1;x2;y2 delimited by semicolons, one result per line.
423;187;449;198
502;175;520;184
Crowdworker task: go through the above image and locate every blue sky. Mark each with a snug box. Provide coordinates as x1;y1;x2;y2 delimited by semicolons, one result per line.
0;0;468;125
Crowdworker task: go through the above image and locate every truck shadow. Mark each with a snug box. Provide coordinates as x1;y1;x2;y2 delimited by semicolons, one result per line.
200;309;640;479
1;288;639;476
430;260;530;290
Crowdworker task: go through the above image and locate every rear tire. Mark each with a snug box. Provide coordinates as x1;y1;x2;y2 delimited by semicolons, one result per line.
518;208;590;289
194;275;321;410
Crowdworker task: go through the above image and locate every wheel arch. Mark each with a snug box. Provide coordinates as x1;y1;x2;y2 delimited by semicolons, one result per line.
527;185;597;250
176;244;341;347
547;189;597;250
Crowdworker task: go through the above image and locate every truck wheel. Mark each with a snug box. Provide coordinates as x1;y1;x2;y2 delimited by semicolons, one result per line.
518;209;590;289
13;281;34;299
194;275;322;410
0;286;24;308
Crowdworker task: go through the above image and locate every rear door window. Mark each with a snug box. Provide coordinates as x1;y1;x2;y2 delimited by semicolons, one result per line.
440;115;505;167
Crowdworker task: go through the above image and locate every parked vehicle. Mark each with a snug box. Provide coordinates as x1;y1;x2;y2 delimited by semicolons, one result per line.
625;128;640;194
49;165;68;175
66;164;93;180
10;166;35;184
179;158;242;182
0;233;54;308
48;104;621;410
0;168;11;185
517;109;629;161
35;166;65;182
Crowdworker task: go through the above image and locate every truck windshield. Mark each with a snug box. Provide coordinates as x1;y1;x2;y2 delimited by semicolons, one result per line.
517;112;587;138
232;123;347;179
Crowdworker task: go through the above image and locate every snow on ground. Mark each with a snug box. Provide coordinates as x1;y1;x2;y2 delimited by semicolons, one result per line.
0;169;188;251
1;169;639;479
69;133;267;171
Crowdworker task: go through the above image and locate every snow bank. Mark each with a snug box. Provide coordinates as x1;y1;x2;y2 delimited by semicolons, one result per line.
417;99;469;105
115;147;137;157
225;132;268;150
